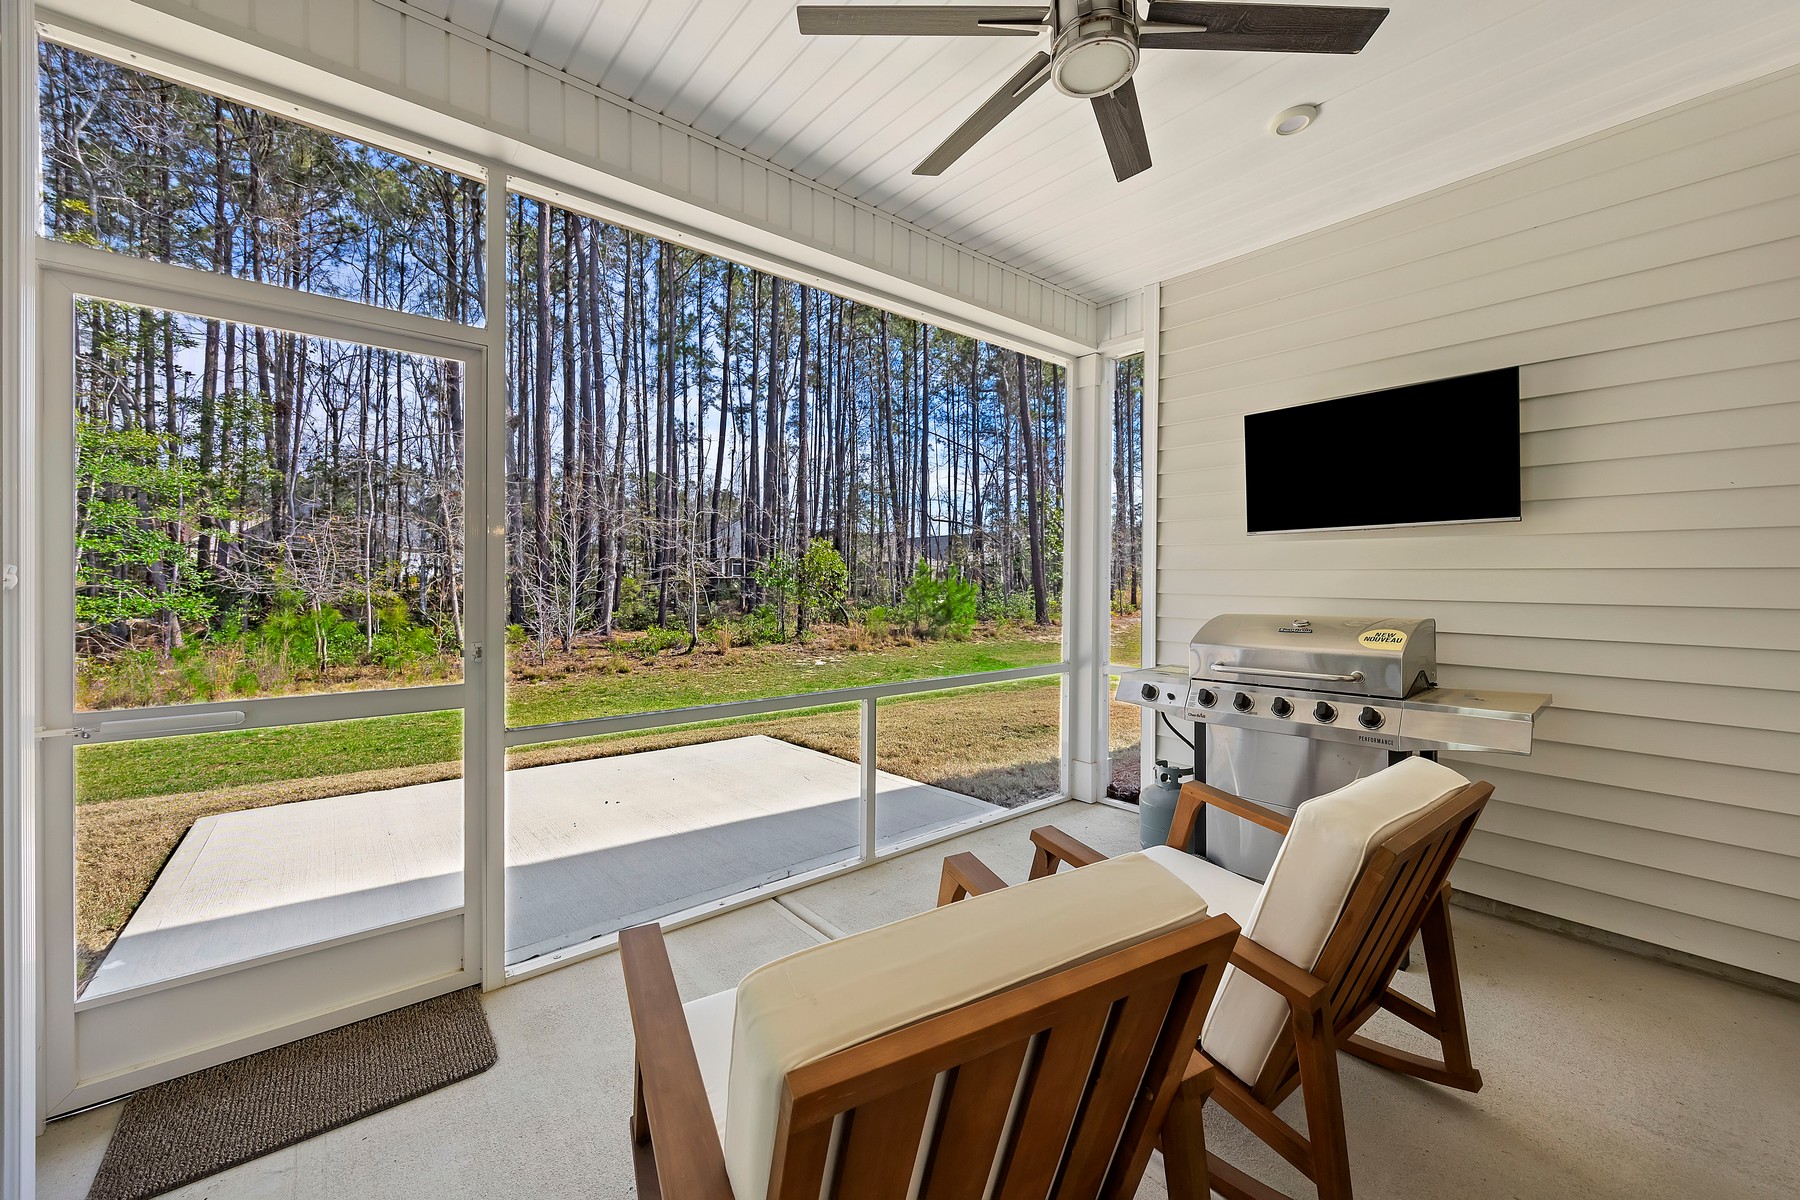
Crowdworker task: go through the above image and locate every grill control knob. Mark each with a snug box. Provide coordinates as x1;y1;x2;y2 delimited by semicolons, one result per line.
1358;706;1385;730
1232;692;1255;713
1139;683;1159;701
1270;697;1293;718
1195;688;1217;708
1313;702;1337;724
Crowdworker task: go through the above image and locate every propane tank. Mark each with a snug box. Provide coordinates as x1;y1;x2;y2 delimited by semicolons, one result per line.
1139;758;1196;850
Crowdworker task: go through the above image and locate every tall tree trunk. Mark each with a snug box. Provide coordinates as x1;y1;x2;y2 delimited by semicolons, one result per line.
654;241;672;627
878;311;902;596
795;285;811;634
559;211;578;649
1014;352;1048;624
969;345;985;596
577;220;601;621
710;261;734;562
916;326;930;565
762;278;784;589
744;273;763;593
532;201;553;619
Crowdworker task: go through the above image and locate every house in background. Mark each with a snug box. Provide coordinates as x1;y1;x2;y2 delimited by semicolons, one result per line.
2;3;1798;1199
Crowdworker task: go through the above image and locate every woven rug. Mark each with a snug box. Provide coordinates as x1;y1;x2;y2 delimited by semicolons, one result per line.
87;987;496;1200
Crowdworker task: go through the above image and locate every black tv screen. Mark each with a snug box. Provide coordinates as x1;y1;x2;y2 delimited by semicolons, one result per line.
1243;367;1521;534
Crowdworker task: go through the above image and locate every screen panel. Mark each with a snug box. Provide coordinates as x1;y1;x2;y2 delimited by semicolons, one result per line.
1244;367;1520;534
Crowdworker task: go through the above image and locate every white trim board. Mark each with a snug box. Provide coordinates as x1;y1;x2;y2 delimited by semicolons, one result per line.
2;0;41;1185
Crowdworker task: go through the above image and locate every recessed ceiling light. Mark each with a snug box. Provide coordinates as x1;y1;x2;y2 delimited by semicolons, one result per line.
1272;104;1321;136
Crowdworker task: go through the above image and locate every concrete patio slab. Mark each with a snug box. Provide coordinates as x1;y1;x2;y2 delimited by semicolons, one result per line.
83;735;992;999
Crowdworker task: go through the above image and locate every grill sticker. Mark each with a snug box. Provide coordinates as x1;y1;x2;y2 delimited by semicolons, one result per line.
1358;628;1408;650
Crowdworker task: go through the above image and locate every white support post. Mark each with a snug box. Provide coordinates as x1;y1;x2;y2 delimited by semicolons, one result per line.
1139;283;1165;782
478;168;510;990
1067;353;1111;802
860;699;878;861
1;0;40;1182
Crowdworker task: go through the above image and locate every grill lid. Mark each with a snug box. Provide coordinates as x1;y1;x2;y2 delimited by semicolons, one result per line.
1189;614;1437;699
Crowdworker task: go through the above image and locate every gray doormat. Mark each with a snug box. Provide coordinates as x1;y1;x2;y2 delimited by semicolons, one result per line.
87;987;496;1200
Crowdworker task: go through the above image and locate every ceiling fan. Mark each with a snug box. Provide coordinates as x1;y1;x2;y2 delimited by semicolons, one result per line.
794;2;1389;182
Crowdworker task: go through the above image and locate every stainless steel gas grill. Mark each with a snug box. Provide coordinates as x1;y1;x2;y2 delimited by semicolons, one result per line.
1117;614;1550;881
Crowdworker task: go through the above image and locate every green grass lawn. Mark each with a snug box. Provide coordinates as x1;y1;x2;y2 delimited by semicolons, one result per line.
505;627;1062;726
1111;614;1142;667
77;627;1067;805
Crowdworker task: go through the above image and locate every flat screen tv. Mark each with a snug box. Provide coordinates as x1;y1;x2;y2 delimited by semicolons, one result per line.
1243;367;1521;535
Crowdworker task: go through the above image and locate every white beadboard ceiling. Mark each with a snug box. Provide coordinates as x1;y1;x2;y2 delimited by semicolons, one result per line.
402;0;1800;303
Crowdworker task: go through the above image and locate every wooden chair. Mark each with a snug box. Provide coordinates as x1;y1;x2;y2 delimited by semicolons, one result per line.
1022;757;1492;1200
622;848;1241;1200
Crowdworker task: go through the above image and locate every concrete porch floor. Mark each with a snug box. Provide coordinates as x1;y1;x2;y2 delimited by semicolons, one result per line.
85;735;993;997
42;801;1800;1199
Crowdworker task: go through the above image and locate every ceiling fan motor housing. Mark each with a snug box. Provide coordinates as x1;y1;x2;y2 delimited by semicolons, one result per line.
1050;0;1140;98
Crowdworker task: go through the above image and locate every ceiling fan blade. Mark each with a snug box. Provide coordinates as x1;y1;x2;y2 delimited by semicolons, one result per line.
1140;3;1388;53
797;6;1046;37
1091;80;1152;183
916;52;1051;176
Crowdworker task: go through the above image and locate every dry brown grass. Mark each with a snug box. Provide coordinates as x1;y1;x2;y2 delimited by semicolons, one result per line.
75;681;1143;983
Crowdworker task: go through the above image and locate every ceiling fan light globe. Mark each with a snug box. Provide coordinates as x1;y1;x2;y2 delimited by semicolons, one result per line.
1054;38;1136;97
1050;10;1139;98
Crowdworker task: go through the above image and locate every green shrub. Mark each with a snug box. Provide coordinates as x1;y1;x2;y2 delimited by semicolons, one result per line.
901;560;977;639
862;606;892;641
614;575;655;631
754;552;797;639
634;624;689;657
739;605;783;646
796;539;848;629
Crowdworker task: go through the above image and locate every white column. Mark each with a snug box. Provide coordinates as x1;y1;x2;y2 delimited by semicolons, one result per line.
1140;282;1167;781
477;166;510;989
1;0;42;1179
1066;353;1112;802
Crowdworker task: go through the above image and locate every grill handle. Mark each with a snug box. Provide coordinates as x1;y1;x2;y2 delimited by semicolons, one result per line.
1209;662;1366;684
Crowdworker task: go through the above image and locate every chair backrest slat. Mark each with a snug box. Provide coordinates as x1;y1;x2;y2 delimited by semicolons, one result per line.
1253;781;1491;1099
837;1076;941;1200
769;913;1238;1200
767;1105;833;1200
1049;980;1180;1198
918;1041;1033;1200
1332;849;1429;1017
993;1004;1112;1200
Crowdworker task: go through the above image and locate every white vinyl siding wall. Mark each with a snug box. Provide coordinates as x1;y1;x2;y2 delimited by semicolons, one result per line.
1153;67;1800;984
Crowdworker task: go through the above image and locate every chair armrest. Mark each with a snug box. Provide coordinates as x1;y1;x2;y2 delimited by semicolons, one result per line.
619;924;734;1200
1227;935;1328;1013
1028;825;1109;879
1169;781;1292;850
938;851;1010;906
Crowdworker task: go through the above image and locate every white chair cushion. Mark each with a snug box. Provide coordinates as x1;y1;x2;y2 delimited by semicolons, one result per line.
1140;845;1263;926
1196;756;1470;1085
712;849;1210;1200
682;986;737;1139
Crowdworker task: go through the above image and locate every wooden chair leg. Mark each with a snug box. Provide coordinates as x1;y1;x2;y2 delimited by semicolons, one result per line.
1292;1005;1354;1200
631;1062;663;1199
632;1063;650;1145
1417;888;1480;1088
1205;1152;1292;1200
1160;1053;1216;1198
1343;889;1483;1093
